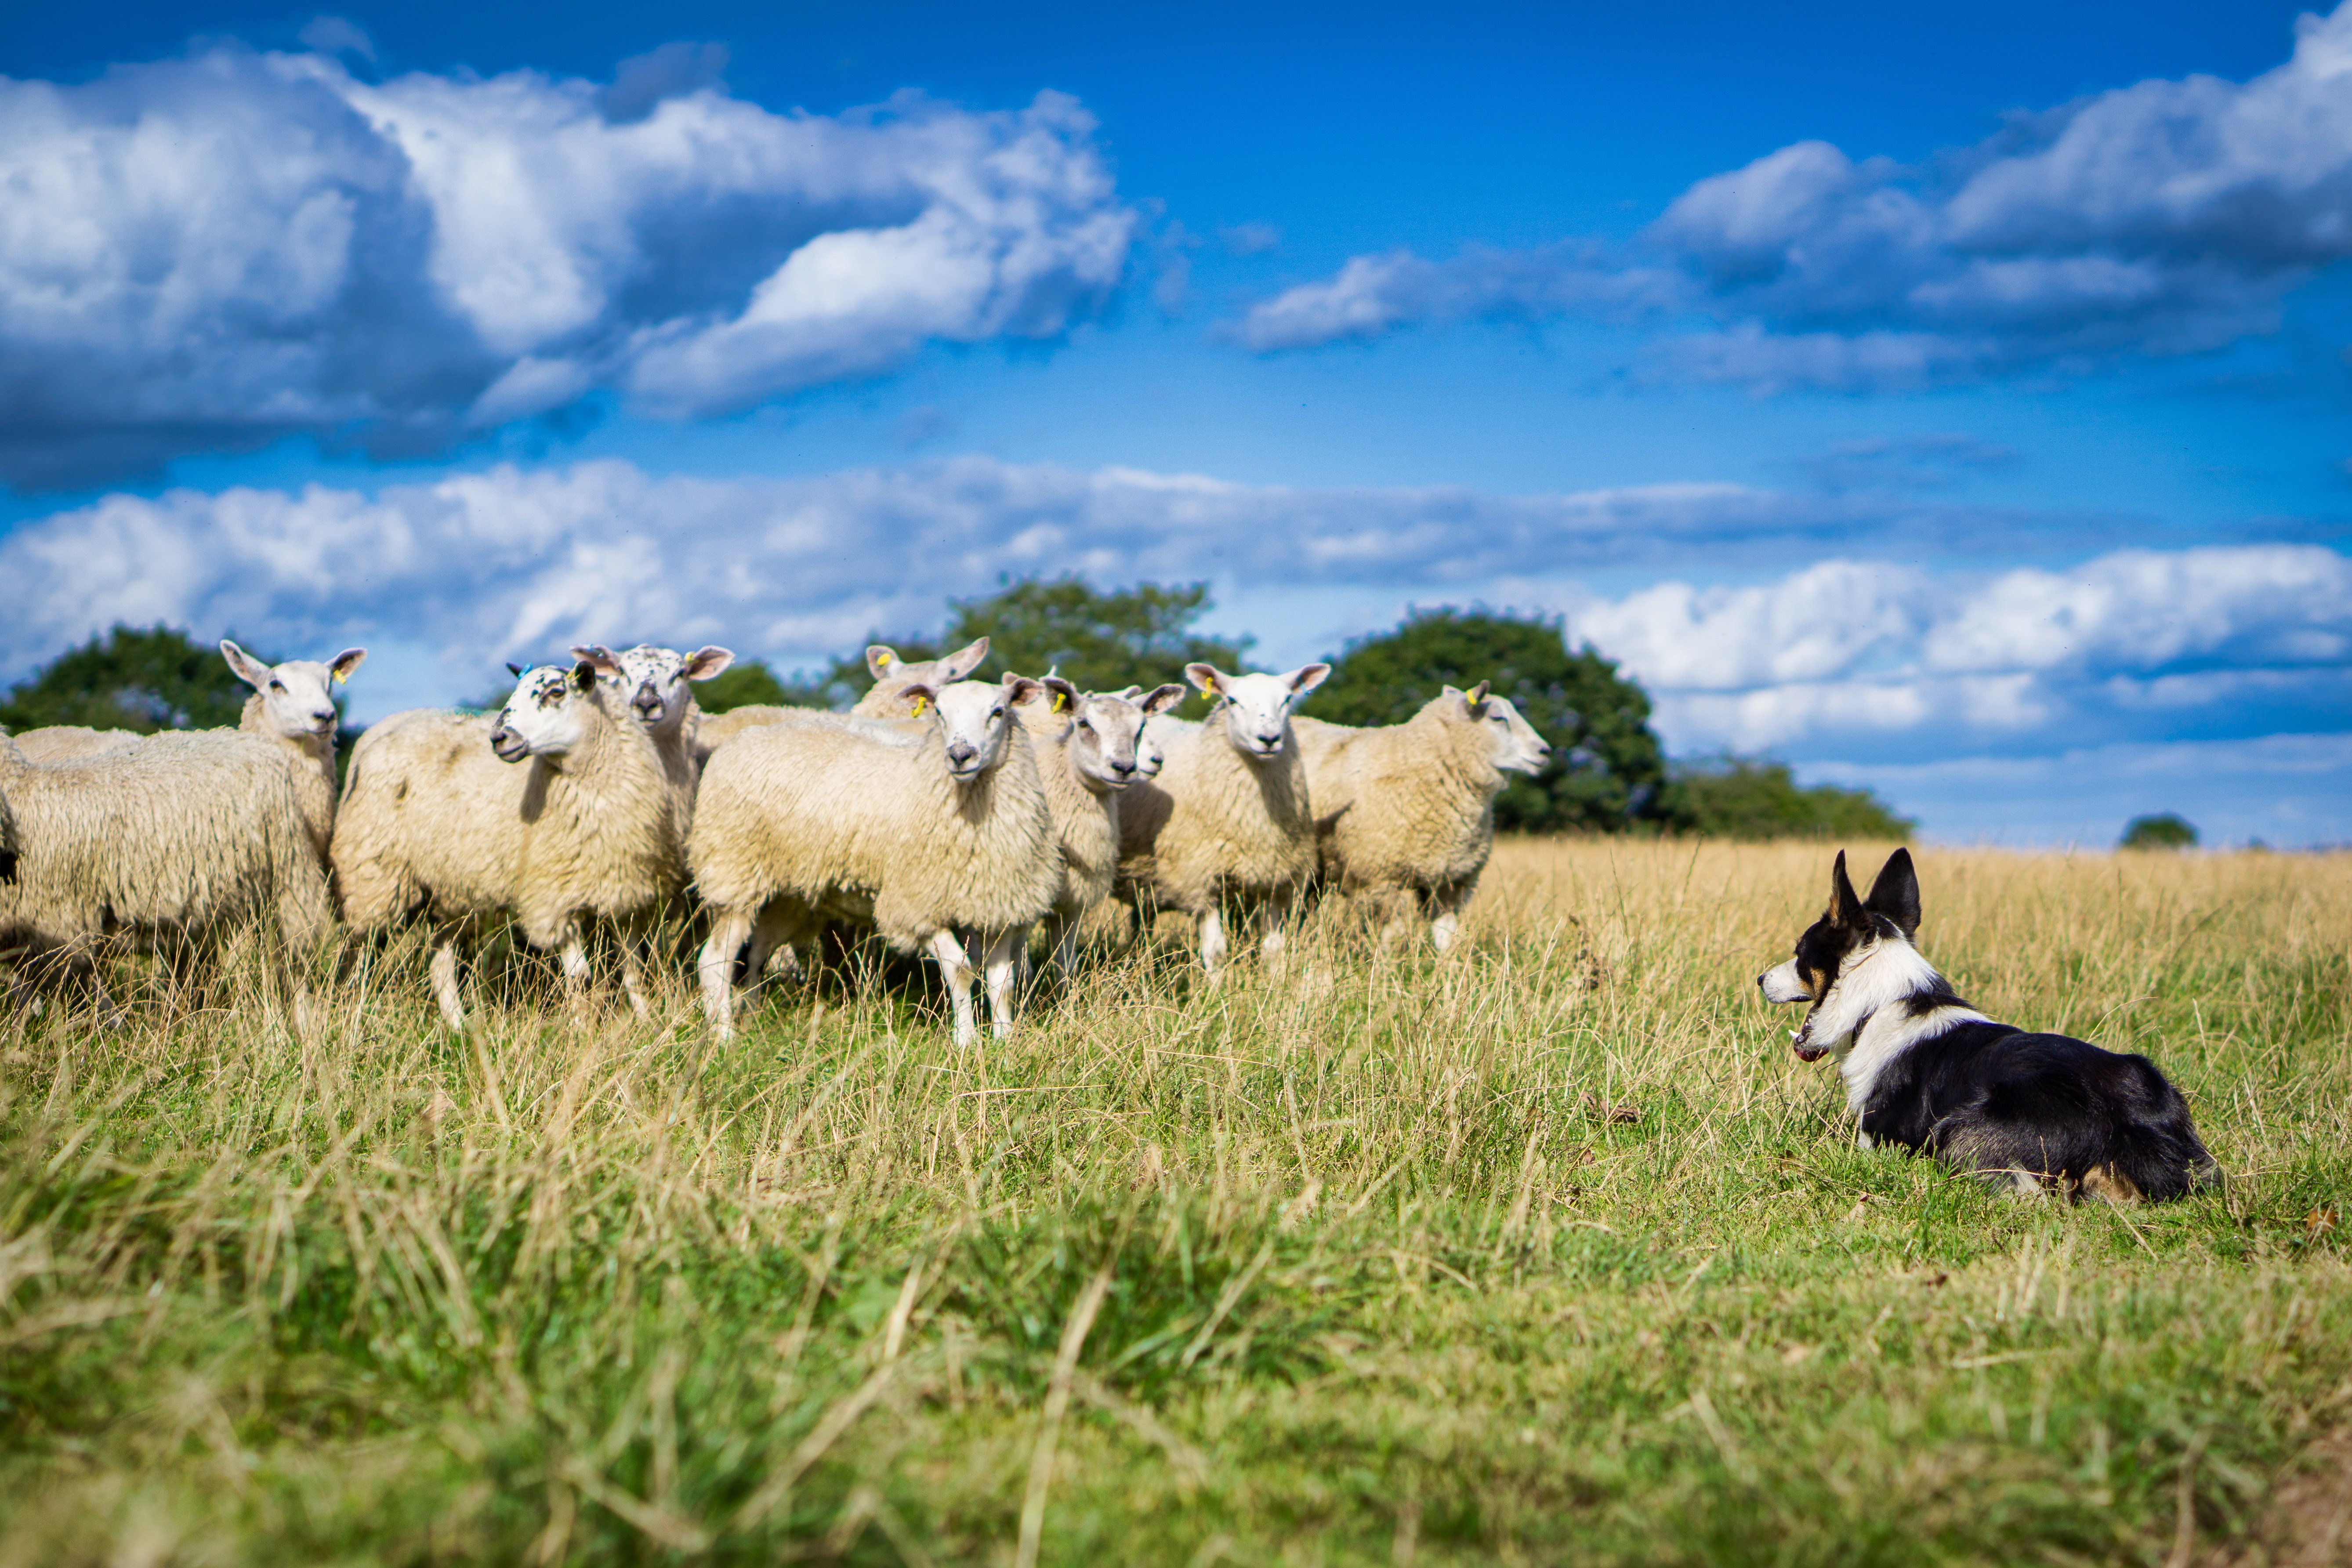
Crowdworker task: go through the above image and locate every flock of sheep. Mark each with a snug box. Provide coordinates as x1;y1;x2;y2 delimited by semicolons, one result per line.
0;635;1551;1041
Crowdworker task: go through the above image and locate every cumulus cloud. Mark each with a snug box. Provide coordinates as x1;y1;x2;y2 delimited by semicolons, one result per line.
1566;547;2352;756
1232;245;1674;351
0;457;1942;702
0;45;1134;486
1;457;2340;777
1237;3;2352;383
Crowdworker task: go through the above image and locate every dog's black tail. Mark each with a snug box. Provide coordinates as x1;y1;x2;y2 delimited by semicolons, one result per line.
2102;1053;2218;1201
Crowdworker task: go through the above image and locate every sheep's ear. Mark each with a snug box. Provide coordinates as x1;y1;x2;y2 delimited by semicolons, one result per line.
942;637;991;682
1040;675;1078;713
684;646;734;681
569;645;597;663
220;639;272;689
866;645;899;679
1467;679;1490;706
579;646;624;677
1185;663;1225;697
571;660;600;693
902;682;939;720
1114;685;1144;701
507;661;527;679
1287;663;1332;695
330;648;367;684
1003;676;1043;708
1140;682;1186;716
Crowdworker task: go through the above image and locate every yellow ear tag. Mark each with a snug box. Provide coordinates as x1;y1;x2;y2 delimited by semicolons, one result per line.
910;694;928;718
1052;690;1070;713
1200;676;1216;697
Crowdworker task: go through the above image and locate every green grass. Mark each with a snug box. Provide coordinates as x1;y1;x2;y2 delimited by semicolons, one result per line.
3;841;2347;1565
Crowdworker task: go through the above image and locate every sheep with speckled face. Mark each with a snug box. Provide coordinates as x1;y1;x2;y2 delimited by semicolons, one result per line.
1292;682;1550;951
1116;661;1329;975
690;672;1059;1044
0;729;333;1012
332;653;681;1032
574;642;733;835
1016;676;1186;974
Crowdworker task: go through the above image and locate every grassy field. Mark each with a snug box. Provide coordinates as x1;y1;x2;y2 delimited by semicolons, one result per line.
2;840;2348;1566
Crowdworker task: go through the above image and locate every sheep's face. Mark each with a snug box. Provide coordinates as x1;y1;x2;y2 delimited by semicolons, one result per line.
910;674;1040;783
1045;679;1185;791
1187;663;1330;760
221;640;365;744
1482;694;1550;775
490;660;605;763
576;643;735;734
1443;684;1550;776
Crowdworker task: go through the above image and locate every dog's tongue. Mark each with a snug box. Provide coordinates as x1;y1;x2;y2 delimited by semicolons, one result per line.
1790;1027;1827;1062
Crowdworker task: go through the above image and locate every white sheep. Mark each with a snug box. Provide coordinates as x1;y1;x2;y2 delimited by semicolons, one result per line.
852;637;990;716
7;727;140;762
9;642;366;861
332;653;681;1031
687;639;982;764
0;730;333;1011
1116;662;1330;974
690;673;1060;1044
1016;676;1185;974
1291;682;1551;951
219;641;368;861
573;642;733;834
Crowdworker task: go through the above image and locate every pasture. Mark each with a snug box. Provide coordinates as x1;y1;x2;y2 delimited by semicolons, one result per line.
2;840;2347;1565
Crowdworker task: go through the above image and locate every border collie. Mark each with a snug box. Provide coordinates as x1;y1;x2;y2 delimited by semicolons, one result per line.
1758;848;2214;1202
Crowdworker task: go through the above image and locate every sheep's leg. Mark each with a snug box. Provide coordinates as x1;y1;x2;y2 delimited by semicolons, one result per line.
618;917;653;1021
1259;884;1295;963
928;929;980;1047
1428;875;1478;953
1197;906;1228;978
745;901;804;986
558;927;595;1020
428;940;467;1034
1049;913;1080;979
699;909;755;1038
982;927;1026;1040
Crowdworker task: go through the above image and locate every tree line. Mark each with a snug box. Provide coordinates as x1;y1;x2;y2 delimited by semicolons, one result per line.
0;578;1914;840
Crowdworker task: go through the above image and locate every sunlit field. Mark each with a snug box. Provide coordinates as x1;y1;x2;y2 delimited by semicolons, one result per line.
3;841;2347;1566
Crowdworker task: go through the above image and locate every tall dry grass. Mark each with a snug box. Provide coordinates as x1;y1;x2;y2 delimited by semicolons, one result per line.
1;840;2346;1565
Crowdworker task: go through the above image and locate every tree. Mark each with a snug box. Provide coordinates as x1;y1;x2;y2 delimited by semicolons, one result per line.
1665;757;1915;840
0;623;252;734
692;660;838;714
1312;608;1673;832
2120;813;2198;851
818;576;1254;717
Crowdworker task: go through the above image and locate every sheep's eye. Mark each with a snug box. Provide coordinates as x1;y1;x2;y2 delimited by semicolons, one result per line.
1077;719;1092;731
991;708;1005;720
270;680;285;691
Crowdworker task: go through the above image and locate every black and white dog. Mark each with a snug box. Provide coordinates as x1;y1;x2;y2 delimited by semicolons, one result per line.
1758;848;2214;1202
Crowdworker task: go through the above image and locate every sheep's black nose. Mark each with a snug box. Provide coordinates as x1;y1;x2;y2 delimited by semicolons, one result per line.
946;742;977;768
1111;757;1136;775
1256;732;1283;750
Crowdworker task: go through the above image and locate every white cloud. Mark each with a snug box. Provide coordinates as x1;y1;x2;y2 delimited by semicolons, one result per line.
1808;732;2352;848
0;46;1134;485
2;458;2342;769
1562;545;2352;754
1236;3;2352;383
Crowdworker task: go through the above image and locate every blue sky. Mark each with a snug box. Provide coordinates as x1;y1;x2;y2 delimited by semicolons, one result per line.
2;1;2348;844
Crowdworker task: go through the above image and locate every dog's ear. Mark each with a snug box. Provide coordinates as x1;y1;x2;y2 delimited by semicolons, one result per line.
1863;847;1921;941
1828;850;1868;931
